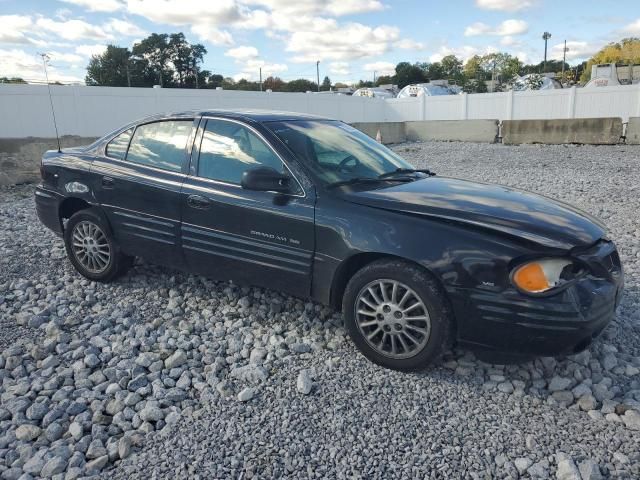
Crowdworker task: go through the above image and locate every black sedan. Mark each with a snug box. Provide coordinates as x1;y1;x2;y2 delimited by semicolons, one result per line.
35;110;624;370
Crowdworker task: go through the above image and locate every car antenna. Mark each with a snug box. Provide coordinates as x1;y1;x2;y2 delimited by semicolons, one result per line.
39;53;62;153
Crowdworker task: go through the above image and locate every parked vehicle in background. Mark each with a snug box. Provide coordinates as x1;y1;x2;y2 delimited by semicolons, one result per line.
352;87;397;99
35;109;623;371
510;73;563;91
585;63;640;88
396;80;462;98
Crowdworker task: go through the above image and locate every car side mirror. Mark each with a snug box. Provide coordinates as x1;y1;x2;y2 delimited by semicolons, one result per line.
241;166;291;193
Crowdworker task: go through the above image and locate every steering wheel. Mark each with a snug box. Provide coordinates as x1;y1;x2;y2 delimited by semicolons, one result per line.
337;155;360;172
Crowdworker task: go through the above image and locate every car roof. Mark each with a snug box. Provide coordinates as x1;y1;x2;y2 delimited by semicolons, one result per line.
136;109;332;124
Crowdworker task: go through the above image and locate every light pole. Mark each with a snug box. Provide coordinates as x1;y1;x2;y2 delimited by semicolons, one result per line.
562;40;569;85
316;60;320;92
542;32;552;73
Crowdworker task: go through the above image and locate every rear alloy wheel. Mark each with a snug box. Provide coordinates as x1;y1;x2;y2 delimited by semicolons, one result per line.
63;208;132;282
343;260;452;371
71;221;111;274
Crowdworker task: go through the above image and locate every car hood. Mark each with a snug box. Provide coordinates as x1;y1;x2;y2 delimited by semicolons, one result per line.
341;177;605;250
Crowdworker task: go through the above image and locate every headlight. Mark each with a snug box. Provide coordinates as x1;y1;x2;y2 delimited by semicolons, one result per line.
511;258;577;294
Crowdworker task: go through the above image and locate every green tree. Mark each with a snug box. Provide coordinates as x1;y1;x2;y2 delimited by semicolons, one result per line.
0;77;27;84
132;33;173;87
394;62;427;88
321;76;332;91
167;33;207;87
264;76;286;91
375;75;394;86
85;45;134;86
286;78;318;92
439;55;464;82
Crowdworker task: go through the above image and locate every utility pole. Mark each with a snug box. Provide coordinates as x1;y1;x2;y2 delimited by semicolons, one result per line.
373;71;377;84
542;32;552;73
259;67;262;91
562;40;569;85
316;60;320;92
125;60;131;87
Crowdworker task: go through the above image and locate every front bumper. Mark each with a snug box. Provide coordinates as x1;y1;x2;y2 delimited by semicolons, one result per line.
35;185;64;236
451;240;624;362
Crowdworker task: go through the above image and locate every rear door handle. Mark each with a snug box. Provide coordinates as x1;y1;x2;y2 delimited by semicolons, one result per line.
187;194;211;209
101;176;115;189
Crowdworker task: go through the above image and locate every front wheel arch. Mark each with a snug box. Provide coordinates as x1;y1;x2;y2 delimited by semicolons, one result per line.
341;258;456;370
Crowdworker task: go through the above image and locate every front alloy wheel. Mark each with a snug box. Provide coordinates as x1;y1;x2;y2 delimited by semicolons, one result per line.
355;279;431;359
343;259;452;371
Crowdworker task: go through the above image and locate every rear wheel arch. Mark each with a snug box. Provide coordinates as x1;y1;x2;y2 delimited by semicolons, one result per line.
59;198;110;232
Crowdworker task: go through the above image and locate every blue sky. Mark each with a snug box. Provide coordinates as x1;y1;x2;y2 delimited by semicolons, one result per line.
1;0;639;84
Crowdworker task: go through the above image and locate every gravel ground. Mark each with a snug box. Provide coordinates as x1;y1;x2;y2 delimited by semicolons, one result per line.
1;141;640;480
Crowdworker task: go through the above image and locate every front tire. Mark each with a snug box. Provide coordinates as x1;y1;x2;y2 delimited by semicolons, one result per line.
342;259;453;371
63;208;132;282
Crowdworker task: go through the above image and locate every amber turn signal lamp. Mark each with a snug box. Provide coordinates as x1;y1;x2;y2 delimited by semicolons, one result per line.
512;262;550;293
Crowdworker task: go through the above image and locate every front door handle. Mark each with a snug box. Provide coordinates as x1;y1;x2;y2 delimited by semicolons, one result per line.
101;176;115;189
187;194;211;209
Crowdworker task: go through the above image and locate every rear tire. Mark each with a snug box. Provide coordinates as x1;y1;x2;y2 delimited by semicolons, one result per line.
342;259;452;371
63;208;133;282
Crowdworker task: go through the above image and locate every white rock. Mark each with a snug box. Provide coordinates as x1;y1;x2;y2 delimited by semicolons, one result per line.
15;424;41;441
237;387;255;402
296;369;313;395
556;453;580;480
165;349;187;369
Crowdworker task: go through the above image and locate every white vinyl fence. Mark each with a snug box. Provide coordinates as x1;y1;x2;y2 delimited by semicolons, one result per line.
387;84;640;123
1;83;640;139
0;84;391;138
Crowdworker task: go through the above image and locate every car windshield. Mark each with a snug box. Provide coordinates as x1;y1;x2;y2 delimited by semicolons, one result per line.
266;120;417;186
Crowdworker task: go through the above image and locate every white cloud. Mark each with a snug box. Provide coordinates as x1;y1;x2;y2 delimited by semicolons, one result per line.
429;45;498;63
550;41;599;61
475;0;535;12
225;45;259;60
621;18;640;36
36;18;112;41
0;15;34;45
190;25;234;46
75;44;108;57
48;51;84;64
396;39;424;50
464;19;528;36
329;62;350;75
363;61;395;76
287;23;401;62
105;18;147;37
0;48;84;83
223;45;286;80
127;0;244;26
243;0;385;17
234;60;288;80
61;0;124;12
499;35;521;47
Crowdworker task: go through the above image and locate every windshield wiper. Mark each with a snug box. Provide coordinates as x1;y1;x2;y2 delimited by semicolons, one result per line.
378;168;436;179
326;176;415;189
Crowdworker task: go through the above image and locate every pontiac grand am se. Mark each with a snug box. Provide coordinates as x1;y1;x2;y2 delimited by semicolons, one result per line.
35;110;624;371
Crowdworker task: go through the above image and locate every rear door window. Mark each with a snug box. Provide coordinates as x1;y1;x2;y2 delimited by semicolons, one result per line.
126;120;192;172
106;128;133;160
